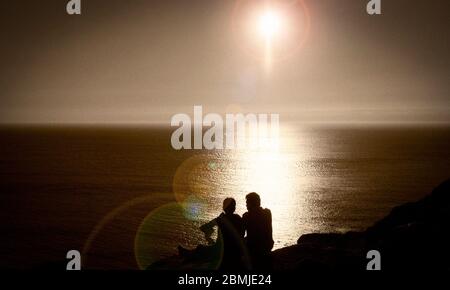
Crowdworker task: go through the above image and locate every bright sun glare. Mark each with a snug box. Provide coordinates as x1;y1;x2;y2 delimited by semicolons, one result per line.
255;8;285;71
257;9;282;40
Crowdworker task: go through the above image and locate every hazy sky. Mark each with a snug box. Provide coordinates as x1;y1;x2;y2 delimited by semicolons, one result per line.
1;0;449;123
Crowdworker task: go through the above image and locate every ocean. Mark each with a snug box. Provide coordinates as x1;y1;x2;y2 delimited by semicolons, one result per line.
0;124;449;269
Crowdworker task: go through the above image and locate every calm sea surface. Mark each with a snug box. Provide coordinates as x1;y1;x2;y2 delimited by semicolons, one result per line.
0;124;449;269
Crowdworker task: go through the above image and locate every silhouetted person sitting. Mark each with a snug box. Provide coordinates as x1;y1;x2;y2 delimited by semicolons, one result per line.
178;198;245;270
201;198;245;269
242;192;274;270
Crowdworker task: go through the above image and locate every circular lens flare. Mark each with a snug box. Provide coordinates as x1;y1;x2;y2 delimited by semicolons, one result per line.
134;202;224;270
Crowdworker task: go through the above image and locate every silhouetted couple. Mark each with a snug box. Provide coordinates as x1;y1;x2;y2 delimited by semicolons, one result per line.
178;192;274;270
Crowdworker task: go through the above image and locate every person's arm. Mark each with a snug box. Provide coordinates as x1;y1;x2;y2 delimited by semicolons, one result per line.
200;215;221;244
200;217;217;235
242;213;248;238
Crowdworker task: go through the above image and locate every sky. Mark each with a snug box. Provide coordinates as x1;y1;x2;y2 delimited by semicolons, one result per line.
1;0;449;123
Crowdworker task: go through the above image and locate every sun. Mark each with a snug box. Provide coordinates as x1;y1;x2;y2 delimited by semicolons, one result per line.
255;8;284;71
232;0;311;71
257;9;283;40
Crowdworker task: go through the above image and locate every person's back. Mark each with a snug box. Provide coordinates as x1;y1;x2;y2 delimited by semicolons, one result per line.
242;207;273;253
216;212;244;263
200;198;245;270
217;212;243;246
242;192;274;270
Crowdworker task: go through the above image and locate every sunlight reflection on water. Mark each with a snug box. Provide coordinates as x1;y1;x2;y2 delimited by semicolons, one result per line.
135;124;450;268
172;125;318;249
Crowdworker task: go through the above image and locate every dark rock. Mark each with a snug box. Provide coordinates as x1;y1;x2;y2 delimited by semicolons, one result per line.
276;178;450;272
362;179;450;271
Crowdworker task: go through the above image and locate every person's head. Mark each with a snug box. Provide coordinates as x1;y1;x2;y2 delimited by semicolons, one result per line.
246;192;261;211
223;197;236;214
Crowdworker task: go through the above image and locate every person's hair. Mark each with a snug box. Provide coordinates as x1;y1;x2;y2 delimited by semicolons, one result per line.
223;197;236;214
246;192;261;208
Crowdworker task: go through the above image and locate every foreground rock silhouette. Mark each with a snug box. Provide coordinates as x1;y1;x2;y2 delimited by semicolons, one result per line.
150;179;450;271
274;178;450;272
